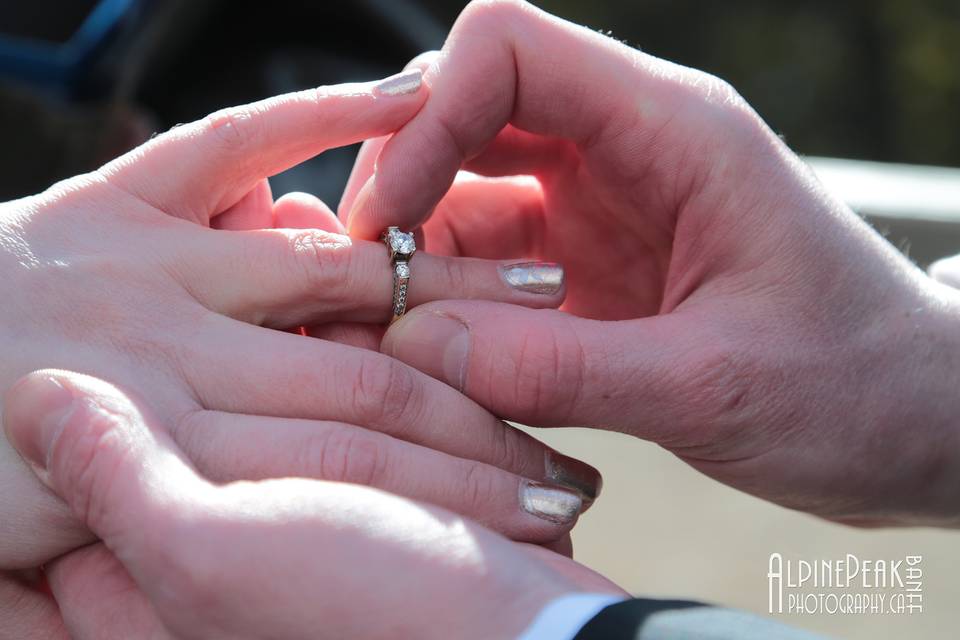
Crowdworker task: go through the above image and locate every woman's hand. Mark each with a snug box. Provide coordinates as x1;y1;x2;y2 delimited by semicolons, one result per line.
0;70;602;573
346;0;960;526
4;371;622;640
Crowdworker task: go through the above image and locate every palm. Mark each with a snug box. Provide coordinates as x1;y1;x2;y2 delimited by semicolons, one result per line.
423;152;677;321
542;172;671;319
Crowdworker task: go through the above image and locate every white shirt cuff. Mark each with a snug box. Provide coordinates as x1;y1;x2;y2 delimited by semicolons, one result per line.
516;592;627;640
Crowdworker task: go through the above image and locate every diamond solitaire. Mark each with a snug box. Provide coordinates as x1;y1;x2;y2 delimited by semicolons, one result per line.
385;227;416;258
382;227;416;323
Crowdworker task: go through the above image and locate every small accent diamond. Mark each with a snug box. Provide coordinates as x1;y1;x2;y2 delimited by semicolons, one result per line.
396;263;411;278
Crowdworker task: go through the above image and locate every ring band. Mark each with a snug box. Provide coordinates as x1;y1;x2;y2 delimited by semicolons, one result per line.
392;260;411;320
382;226;417;323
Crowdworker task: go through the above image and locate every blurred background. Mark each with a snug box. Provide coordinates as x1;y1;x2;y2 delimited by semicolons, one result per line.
2;1;958;637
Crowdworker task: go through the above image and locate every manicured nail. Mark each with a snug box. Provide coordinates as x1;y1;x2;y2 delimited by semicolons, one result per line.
520;481;582;524
374;69;423;97
9;375;75;470
545;450;603;505
385;312;470;391
499;262;564;295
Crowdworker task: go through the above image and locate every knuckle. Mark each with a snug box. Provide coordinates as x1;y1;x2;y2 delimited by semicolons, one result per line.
202;105;264;159
309;86;342;129
306;427;389;487
509;321;584;422
484;420;526;476
349;355;423;430
699;74;747;109
460;462;497;513
684;71;762;135
287;229;354;297
676;339;761;428
54;400;128;532
167;409;222;478
42;171;110;205
438;256;470;294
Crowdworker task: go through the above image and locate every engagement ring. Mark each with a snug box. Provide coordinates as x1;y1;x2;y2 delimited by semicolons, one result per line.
382;226;416;323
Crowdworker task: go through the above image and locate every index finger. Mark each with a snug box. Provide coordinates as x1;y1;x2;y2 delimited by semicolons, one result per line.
100;69;426;225
346;0;704;238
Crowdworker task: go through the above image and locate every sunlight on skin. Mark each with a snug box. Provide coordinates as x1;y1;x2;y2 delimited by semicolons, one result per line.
0;65;595;580
3;370;619;638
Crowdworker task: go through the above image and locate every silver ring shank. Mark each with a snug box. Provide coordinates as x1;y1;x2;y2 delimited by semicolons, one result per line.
391;260;411;323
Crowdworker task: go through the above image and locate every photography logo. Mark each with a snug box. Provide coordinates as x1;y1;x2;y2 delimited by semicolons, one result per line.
768;553;922;615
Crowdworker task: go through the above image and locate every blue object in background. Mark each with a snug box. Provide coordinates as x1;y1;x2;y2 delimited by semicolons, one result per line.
0;0;140;94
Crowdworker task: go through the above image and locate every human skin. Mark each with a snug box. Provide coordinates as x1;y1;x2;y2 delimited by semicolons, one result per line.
0;68;605;585
4;370;623;639
344;0;960;528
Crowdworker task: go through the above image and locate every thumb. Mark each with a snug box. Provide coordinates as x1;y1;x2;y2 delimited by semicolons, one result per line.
2;370;202;553
381;301;707;439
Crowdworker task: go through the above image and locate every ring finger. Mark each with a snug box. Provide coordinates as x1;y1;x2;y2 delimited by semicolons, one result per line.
166;224;566;328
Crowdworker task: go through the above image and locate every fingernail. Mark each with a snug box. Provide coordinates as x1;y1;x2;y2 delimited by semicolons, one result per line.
374;69;423;97
499;262;564;295
9;376;75;470
520;481;582;524
545;450;603;505
385;312;470;391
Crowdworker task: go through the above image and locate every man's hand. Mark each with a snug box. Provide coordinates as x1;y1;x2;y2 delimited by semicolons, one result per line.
4;370;622;639
347;0;960;526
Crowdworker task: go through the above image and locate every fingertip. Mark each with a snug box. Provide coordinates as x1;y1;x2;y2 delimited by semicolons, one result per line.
520;481;583;526
545;450;603;508
213;178;274;230
499;261;565;300
405;50;442;74
341;56;436;235
273;192;344;233
3;369;159;522
339;136;388;219
345;173;426;241
344;174;376;237
3;370;77;472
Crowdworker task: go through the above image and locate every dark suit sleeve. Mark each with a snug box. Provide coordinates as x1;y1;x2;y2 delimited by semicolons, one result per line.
573;598;828;640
